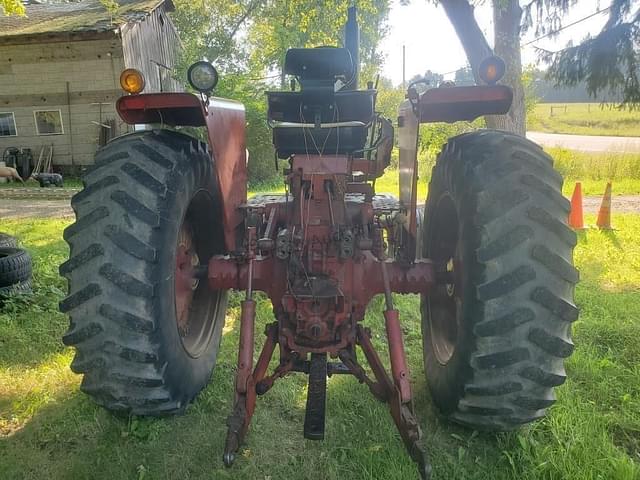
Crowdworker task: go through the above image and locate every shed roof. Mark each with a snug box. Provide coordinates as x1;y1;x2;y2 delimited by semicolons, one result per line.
0;0;174;38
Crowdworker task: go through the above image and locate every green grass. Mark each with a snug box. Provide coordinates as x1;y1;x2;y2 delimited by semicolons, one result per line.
528;103;640;137
1;214;640;479
0;178;83;189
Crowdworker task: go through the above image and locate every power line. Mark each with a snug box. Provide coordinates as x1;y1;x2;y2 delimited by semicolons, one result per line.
522;5;611;47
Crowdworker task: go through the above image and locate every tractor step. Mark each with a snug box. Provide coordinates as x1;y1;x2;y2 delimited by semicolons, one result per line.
303;353;327;441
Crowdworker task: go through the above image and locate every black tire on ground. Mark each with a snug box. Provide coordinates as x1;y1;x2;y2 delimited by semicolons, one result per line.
421;130;579;430
0;233;18;249
0;279;32;298
0;247;32;288
60;130;228;415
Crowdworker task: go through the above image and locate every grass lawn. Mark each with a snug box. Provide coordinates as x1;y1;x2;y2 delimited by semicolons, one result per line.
1;213;640;479
0;178;83;189
528;103;640;137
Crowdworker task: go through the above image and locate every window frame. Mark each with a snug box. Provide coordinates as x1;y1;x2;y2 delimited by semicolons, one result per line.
34;109;65;136
0;112;18;137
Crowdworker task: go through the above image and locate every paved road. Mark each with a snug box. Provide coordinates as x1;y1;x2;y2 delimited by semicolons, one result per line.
527;132;640;153
1;197;639;219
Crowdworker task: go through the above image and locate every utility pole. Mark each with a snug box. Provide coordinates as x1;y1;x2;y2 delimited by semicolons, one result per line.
402;44;406;89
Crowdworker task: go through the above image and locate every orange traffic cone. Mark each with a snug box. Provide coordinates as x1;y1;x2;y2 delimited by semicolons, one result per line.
596;182;613;230
568;182;584;230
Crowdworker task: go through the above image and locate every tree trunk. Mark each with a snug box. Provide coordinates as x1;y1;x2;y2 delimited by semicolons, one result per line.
487;0;525;135
439;0;492;84
440;0;526;136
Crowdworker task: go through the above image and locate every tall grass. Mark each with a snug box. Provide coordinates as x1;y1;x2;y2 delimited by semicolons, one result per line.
550;148;640;181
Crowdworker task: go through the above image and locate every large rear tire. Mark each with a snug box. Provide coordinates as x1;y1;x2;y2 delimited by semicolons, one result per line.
60;130;228;415
421;130;578;430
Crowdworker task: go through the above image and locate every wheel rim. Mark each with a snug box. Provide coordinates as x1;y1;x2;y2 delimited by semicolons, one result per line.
174;190;223;358
427;193;461;365
175;220;199;337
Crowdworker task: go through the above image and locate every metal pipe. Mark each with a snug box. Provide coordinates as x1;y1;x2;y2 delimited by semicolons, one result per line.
384;309;411;403
246;259;254;300
380;259;394;311
344;6;360;90
236;299;256;393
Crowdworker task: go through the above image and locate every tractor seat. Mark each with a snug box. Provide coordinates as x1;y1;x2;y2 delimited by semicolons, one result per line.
266;47;376;159
284;47;354;87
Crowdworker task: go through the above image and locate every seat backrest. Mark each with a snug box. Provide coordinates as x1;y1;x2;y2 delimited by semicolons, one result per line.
284;47;354;89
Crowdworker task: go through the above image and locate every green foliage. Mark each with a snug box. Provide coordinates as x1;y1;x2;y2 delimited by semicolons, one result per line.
99;0;119;18
0;0;25;15
416;119;482;179
248;0;390;86
374;76;405;121
521;65;538;116
454;66;475;86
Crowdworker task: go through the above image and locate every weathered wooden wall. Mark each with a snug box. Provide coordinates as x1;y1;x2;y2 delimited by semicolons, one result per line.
0;3;181;168
0;37;126;167
121;5;181;93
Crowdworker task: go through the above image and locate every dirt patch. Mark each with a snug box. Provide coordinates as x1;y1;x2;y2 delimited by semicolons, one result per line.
0;187;79;200
0;199;74;219
583;196;640;214
610;424;640;462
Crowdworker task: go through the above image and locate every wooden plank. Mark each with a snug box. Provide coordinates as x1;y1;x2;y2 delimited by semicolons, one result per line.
0;31;117;47
0;90;122;108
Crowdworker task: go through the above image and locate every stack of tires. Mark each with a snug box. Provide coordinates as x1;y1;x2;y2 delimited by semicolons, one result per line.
0;233;33;299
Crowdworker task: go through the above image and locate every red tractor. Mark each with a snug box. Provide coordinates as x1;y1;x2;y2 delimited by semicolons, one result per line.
60;8;578;478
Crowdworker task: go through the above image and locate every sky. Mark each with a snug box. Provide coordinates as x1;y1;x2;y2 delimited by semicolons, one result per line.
380;0;615;86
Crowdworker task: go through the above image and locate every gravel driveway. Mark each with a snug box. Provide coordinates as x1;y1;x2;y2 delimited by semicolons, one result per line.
1;199;74;219
2;196;639;220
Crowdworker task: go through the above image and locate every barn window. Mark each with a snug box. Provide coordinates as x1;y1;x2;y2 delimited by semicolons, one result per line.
0;112;17;137
34;110;64;135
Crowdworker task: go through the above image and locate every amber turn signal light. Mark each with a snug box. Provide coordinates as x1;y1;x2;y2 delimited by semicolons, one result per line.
478;56;506;85
120;68;145;94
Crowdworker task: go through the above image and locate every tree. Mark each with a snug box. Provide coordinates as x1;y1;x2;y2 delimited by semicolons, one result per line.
172;0;265;74
454;66;474;85
528;0;640;106
1;0;25;15
436;0;640;137
248;0;390;88
438;0;526;135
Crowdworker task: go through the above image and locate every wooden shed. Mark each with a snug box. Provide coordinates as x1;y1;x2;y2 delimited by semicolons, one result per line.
0;0;181;171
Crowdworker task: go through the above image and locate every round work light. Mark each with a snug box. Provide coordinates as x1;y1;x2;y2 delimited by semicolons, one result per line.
187;61;219;94
120;68;145;94
478;56;506;85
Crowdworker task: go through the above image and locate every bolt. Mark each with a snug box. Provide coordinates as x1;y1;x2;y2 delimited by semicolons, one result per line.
310;324;322;337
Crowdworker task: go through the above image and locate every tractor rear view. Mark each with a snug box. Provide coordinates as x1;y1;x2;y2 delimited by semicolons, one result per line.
60;7;577;479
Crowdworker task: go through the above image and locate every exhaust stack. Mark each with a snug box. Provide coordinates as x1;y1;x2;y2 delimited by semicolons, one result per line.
344;6;360;90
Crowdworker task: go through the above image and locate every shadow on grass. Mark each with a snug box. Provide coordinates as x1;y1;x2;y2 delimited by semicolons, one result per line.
602;229;623;250
0;237;69;369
